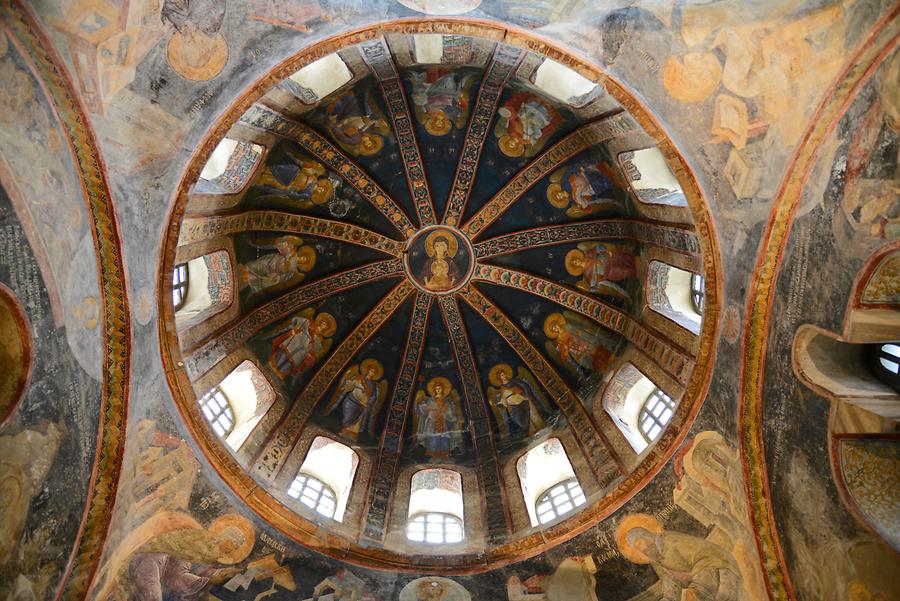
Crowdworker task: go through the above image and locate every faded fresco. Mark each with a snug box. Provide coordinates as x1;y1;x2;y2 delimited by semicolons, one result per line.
1;0;897;600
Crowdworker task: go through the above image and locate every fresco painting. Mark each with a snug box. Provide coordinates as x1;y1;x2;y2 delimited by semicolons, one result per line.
493;92;560;158
547;161;624;218
324;359;389;440
409;68;477;137
267;308;336;381
237;236;317;297
543;311;617;379
564;242;640;303
486;363;548;441
412;377;464;459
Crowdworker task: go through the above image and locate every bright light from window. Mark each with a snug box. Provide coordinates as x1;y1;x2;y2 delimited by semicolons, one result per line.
413;34;444;64
406;512;464;544
535;478;586;524
534;59;597;104
880;343;900;374
407;469;464;545
639;388;675;442
292;437;358;522
289;53;352;101
200;138;238;181
172;263;188;310
516;439;583;527
287;473;337;519
198;388;233;437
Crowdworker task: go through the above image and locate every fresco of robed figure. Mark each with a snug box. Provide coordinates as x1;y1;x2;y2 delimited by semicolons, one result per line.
266;308;336;380
413;377;464;458
543;311;617;378
324;358;388;440
406;228;472;294
546;161;624;218
238;235;316;296
487;363;548;442
565;241;638;302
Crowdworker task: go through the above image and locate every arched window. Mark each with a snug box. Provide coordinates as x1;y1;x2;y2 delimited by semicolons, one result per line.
287;473;338;519
878;343;900;374
647;261;702;335
195;138;264;195
691;273;705;313
216;360;276;451
533;58;599;106
869;343;900;392
535;477;586;525
290;437;359;522
172;263;188;311
618;148;688;207
516;438;585;527
639;388;675;443
407;469;464;545
198;387;233;437
602;363;677;453
174;251;233;323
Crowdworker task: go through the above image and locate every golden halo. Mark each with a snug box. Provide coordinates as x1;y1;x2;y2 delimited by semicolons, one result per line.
488;363;514;387
546;182;570;208
498;134;524;158
315;312;337;337
614;514;663;564
311;179;334;204
360;358;384;380
425;112;452;136
296;245;316;272
543;313;567;339
426;376;452;397
208;514;255;564
167;31;228;82
425;230;458;257
565;248;586;276
354;133;383;156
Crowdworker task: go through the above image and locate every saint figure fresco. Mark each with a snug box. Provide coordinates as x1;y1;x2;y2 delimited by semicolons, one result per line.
494;92;560;158
254;149;338;208
616;514;740;601
546;162;623;217
324;358;388;440
421;230;461;292
323;89;390;156
238;235;316;295
487;363;548;441
413;377;463;458
409;69;476;136
267;309;336;380
565;242;638;301
543;312;616;377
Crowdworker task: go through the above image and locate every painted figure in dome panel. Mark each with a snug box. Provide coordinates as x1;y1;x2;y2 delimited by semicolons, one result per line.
543;311;615;377
413;377;463;458
239;235;316;295
409;68;475;136
267;309;335;379
325;359;387;440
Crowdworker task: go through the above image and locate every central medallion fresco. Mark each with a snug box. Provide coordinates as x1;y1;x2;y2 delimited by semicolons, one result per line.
160;22;718;575
404;226;474;295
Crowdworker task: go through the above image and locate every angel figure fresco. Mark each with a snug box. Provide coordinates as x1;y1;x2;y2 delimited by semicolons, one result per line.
324;359;388;440
323;88;390;156
487;364;548;441
421;230;461;292
413;377;464;458
267;309;336;380
565;242;638;301
238;235;316;295
254;148;339;208
546;161;623;217
409;69;476;136
543;311;616;377
493;92;560;158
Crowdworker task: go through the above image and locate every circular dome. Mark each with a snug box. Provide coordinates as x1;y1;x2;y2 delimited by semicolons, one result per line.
159;21;720;573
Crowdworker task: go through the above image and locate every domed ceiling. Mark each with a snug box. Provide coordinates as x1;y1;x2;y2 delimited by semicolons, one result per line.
160;26;719;571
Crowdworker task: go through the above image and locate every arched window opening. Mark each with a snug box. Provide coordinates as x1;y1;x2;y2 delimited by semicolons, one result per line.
603;363;676;454
287;473;338;519
198;387;234;437
216;361;276;451
407;469;464;544
618;148;688;207
516;438;584;527
639;388;676;443
291;437;358;522
691;273;705;313
172;263;188;311
647;261;702;335
867;343;900;392
286;53;353;103
196;138;264;195
533;58;599;106
412;34;474;64
535;477;586;525
173;251;233;323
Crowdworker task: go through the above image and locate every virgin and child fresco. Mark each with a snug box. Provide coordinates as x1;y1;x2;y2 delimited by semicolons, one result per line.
493;92;560;158
324;358;388;441
412;377;464;459
237;235;316;297
253;148;339;209
546;161;625;218
408;68;477;137
405;228;473;294
543;311;617;378
564;242;639;302
266;309;336;380
486;363;548;442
